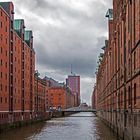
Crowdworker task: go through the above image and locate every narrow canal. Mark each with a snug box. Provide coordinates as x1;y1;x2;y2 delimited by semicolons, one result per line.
0;112;118;140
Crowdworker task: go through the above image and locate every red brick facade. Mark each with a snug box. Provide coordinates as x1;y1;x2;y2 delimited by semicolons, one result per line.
34;75;46;118
0;3;10;124
94;0;140;140
47;87;67;110
0;2;76;126
46;83;75;110
0;2;35;124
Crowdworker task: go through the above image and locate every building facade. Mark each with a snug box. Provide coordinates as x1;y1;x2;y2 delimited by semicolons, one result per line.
92;86;97;109
0;2;11;124
65;86;75;109
66;75;80;106
34;75;46;119
47;86;67;110
0;2;76;126
45;77;75;110
94;0;140;140
0;2;35;124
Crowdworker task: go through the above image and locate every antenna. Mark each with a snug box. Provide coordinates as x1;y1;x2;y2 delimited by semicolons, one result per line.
71;64;73;74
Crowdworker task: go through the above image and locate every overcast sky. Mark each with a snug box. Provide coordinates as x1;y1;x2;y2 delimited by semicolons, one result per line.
6;0;112;105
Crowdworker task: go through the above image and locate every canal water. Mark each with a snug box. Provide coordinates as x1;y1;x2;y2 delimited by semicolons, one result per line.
0;112;118;140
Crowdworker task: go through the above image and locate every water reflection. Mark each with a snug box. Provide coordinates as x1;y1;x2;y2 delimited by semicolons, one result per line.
0;122;45;140
0;113;118;140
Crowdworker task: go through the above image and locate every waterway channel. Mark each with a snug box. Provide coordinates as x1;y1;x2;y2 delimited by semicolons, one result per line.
0;112;118;140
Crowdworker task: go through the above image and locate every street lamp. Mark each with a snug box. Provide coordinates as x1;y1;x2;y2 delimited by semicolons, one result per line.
35;70;40;118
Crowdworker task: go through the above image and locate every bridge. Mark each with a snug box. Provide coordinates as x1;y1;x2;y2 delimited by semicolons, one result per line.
47;107;97;117
62;107;96;113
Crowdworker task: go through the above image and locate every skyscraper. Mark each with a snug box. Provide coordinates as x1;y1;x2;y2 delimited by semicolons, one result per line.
66;75;80;106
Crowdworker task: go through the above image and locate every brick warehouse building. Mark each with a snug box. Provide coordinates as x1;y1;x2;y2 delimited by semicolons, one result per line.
47;86;67;110
0;2;35;124
34;74;46;119
44;77;75;110
94;0;140;140
47;86;75;110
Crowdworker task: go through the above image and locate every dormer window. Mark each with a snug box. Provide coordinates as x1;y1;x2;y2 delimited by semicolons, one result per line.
106;9;113;20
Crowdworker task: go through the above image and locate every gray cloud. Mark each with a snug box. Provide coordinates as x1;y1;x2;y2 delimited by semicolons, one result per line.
8;0;112;104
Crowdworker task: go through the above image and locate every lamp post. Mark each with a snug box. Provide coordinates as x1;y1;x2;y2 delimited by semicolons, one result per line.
35;70;40;118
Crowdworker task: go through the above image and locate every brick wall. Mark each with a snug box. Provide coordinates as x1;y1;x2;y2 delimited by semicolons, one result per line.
95;0;140;139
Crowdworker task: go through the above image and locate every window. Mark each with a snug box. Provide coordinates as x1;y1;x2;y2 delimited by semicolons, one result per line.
5;86;7;92
0;84;2;91
134;52;136;70
0;22;2;28
134;115;137;127
128;59;131;75
134;0;136;44
6;38;7;44
134;84;137;105
121;54;123;65
5;98;7;103
0;47;2;53
5;26;7;32
128;86;131;106
128;2;132;33
1;72;2;78
5;62;7;68
0;59;2;66
0;97;2;103
1;34;2;41
128;40;131;53
5;74;7;80
121;91;123;107
118;93;120;108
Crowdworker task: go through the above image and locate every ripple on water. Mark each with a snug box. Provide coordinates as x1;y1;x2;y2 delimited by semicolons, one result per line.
0;113;118;140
